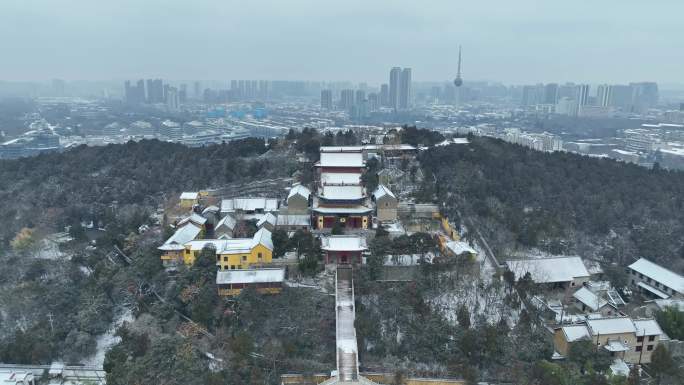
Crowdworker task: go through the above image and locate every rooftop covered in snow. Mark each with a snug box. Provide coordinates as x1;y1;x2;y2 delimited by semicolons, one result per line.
505;256;590;284
628;258;684;295
216;268;285;285
322;236;368;252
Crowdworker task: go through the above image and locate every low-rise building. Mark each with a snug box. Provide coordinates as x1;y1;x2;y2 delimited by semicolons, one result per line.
444;241;477;260
183;228;273;269
256;212;277;232
179;192;199;208
217;267;285;296
159;223;203;266
322;235;368;264
221;197;279;218
275;214;311;232
215;215;237;238
553;317;665;364
286;184;311;214
372;184;398;222
505;256;591;288
627;258;684;299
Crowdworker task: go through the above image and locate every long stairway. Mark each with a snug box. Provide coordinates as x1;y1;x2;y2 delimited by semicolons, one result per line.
336;266;359;382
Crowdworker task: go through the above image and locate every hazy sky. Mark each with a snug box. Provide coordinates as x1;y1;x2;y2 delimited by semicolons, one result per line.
1;0;682;84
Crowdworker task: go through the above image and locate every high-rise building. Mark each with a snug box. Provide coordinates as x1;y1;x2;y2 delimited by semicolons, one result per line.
630;82;659;111
194;81;201;99
610;85;633;109
321;89;333;109
521;85;543;106
543;83;559;104
596;84;612;107
355;90;366;106
575;84;590;115
124;79;146;105
389;67;401;110
166;87;180;112
368;93;379;111
380;84;389;107
340;89;355;111
145;79;164;104
179;84;187;104
398;68;412;110
558;83;576;99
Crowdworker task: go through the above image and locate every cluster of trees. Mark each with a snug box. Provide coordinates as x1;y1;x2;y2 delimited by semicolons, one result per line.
366;229;437;279
399;125;445;147
105;266;336;385
272;229;322;276
418;136;684;272
354;262;556;384
0;138;278;248
655;306;684;340
0;138;295;367
285;127;360;161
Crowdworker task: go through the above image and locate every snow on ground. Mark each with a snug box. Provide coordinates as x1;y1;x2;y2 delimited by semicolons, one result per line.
81;308;133;367
431;236;520;326
35;233;73;260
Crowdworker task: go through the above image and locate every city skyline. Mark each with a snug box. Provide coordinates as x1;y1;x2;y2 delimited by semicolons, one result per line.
0;0;683;84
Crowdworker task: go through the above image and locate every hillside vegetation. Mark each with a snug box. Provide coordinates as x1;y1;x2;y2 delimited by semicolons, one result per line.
418;136;684;271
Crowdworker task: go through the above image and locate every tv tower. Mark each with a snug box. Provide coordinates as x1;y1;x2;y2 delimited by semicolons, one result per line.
453;45;463;87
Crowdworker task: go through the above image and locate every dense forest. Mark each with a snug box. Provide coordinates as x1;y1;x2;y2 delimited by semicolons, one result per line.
0;138;298;373
0;138;284;247
418;136;684;272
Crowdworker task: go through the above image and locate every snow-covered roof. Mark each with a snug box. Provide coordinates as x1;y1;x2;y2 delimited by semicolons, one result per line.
320;146;364;152
256;213;277;228
184;239;234;251
180;192;199;200
177;213;207;226
221;197;279;213
319;152;364;168
604;340;629;352
275;214;310;227
320;185;364;200
321;236;368;252
183;229;272;254
586;317;636;336
158;223;202;251
202;205;220;215
216;268;285;285
638;282;669;299
573;287;608;311
216;215;236;230
654;298;684;311
250;228;273;251
505;256;590;283
313;206;372;214
628;258;684;294
445;241;476;256
634;319;663;337
561;325;590;342
373;184;396;200
321;172;361;185
287;184;311;200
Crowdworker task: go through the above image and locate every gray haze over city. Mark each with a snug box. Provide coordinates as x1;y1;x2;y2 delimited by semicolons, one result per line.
3;2;684;385
1;0;683;84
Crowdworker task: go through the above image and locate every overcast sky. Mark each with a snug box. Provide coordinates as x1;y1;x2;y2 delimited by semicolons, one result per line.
1;0;682;85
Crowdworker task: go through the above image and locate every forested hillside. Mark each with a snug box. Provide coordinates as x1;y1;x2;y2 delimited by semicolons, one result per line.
0;138;284;247
418;136;684;272
0;138;299;374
